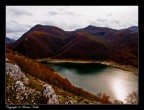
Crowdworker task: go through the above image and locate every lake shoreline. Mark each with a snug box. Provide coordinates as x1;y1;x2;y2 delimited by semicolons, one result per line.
37;59;138;75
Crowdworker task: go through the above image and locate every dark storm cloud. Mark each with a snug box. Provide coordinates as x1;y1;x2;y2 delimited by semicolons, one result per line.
8;8;33;16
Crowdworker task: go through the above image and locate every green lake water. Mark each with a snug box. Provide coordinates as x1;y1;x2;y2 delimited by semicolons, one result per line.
46;62;138;102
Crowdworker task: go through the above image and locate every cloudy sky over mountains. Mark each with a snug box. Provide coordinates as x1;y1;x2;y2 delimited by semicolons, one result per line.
6;6;138;40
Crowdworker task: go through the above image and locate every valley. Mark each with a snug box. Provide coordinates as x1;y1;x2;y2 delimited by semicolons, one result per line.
6;24;138;104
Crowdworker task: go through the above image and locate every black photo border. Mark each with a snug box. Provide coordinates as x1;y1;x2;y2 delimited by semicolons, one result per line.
1;0;144;110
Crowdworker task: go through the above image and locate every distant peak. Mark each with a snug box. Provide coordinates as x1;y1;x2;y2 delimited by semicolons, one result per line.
87;25;96;28
88;25;93;27
35;24;42;27
127;26;138;32
33;24;61;29
84;25;99;30
129;26;138;28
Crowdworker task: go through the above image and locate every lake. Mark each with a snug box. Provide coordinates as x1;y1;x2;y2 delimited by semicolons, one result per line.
46;62;138;102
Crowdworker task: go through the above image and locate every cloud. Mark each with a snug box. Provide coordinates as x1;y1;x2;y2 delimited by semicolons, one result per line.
6;6;138;39
49;11;58;16
106;13;112;17
6;20;29;33
57;22;81;31
8;8;33;16
113;20;120;24
25;24;34;29
66;24;81;30
65;12;78;16
6;26;28;33
58;6;70;11
89;19;109;27
89;21;100;26
7;32;23;40
48;11;80;17
96;19;107;23
6;26;29;40
38;20;56;26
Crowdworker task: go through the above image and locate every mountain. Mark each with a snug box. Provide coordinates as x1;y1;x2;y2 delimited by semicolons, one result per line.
53;32;110;60
127;26;138;32
76;25;118;40
9;24;68;59
7;24;138;67
5;37;15;43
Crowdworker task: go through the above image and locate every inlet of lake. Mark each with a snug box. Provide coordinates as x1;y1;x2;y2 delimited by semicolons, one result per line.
45;62;138;102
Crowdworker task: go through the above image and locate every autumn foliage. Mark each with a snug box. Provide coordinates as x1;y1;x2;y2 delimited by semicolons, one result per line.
6;49;101;102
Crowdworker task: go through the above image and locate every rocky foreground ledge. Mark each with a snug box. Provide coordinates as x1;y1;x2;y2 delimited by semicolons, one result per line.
6;58;59;104
6;58;101;104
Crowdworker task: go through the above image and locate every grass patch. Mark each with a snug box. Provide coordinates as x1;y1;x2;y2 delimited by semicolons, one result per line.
25;74;43;91
6;49;105;104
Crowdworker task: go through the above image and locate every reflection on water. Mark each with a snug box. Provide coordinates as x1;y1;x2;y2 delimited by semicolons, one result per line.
50;62;109;75
46;62;138;102
111;78;127;102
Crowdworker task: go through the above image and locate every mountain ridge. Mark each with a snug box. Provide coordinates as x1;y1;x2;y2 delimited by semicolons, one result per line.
7;24;138;67
5;37;15;43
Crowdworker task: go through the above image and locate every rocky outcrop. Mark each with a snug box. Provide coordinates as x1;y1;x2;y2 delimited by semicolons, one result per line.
7;80;42;104
6;57;102;104
6;58;59;104
6;60;29;84
42;84;59;104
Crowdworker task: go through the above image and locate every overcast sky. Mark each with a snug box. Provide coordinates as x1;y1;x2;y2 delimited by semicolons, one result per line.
6;6;138;40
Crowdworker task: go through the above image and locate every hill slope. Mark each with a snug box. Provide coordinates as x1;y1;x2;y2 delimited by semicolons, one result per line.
54;32;109;60
8;24;138;67
127;26;138;32
6;49;105;104
10;25;67;59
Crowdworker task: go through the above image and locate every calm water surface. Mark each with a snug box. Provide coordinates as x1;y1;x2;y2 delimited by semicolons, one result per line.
47;62;138;102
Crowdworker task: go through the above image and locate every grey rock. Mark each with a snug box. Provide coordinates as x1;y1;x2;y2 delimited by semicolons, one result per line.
42;84;59;104
6;58;59;104
10;80;42;104
6;58;9;62
6;62;29;84
15;81;25;91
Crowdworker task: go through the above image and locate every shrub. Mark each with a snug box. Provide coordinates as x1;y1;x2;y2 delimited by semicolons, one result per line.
6;49;111;103
124;92;138;104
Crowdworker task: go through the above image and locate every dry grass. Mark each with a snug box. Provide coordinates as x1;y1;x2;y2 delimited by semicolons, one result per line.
6;49;103;102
